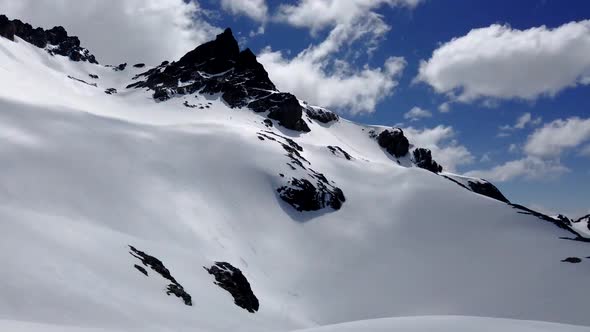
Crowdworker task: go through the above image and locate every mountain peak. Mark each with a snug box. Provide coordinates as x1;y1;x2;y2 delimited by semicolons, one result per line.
178;27;239;69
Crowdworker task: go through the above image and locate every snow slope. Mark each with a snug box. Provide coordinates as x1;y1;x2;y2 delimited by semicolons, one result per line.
1;34;590;331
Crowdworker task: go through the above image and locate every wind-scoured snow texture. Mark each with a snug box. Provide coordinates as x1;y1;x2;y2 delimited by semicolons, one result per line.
2;28;590;332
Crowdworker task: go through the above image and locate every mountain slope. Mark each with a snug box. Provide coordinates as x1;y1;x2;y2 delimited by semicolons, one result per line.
1;21;590;332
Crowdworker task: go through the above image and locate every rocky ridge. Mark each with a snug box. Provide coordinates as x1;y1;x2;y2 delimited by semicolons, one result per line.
0;14;97;63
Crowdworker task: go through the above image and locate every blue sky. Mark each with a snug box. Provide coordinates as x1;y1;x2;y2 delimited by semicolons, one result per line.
3;0;588;217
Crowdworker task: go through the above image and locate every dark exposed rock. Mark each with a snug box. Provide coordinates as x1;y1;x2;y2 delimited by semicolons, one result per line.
1;15;97;63
204;262;259;313
89;74;99;79
128;28;310;132
104;88;117;95
263;119;273;128
133;63;145;68
134;264;148;276
377;128;409;158
327;146;352;160
278;176;345;212
306;106;339;124
111;63;127;71
413;148;443;173
67;75;97;87
129;245;192;306
467;180;510;204
0;15;16;40
183;101;197;108
561;257;582;263
250;93;310;132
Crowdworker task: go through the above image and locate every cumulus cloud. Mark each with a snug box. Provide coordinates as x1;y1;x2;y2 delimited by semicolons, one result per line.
465;157;569;182
259;48;406;114
416;20;590;104
274;0;421;35
524;117;590;158
259;0;420;114
404;106;432;121
498;112;542;136
403;125;474;172
221;0;268;23
0;0;221;65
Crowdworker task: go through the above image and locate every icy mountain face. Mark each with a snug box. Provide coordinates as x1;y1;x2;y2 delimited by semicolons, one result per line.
1;16;590;332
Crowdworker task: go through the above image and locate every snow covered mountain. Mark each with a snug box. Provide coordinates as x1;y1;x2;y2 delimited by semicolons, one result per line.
1;16;590;332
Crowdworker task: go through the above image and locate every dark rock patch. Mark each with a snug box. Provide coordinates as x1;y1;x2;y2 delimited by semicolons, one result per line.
1;15;97;63
204;262;259;313
562;257;582;263
127;28;309;132
377;128;409;158
104;88;117;95
89;74;99;79
183;101;197;108
467;180;510;204
278;176;345;212
263;119;273;128
305;107;339;124
134;264;148;276
129;245;192;306
133;63;145;68
250;93;310;132
108;63;127;71
327;146;352;160
0;15;16;40
67;75;97;87
413;148;442;173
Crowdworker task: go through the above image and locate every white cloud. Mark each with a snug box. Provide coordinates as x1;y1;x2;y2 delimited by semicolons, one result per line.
524;117;590;158
274;0;421;35
465;157;569;182
259;49;406;114
508;144;519;153
498;112;542;136
438;102;451;113
221;0;268;23
259;0;419;114
0;0;221;65
404;125;474;172
404;106;432;121
480;153;492;163
416;20;590;103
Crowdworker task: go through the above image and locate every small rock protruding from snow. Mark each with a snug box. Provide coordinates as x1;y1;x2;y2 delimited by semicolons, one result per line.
561;257;582;263
377;128;409;158
129;245;192;306
413;148;443;173
204;262;259;313
306;106;339;124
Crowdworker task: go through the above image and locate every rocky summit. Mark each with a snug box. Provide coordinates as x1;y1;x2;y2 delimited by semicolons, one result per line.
128;28;310;132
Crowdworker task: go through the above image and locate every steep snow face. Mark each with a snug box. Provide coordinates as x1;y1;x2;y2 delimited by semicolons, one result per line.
1;33;590;332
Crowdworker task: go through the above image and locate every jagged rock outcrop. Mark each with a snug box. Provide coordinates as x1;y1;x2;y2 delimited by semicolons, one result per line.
377;128;409;158
278;176;345;212
467;180;510;204
327;146;352;160
413;148;443;173
204;262;259;313
306;106;339;124
0;15;97;63
129;246;192;306
128;28;310;132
